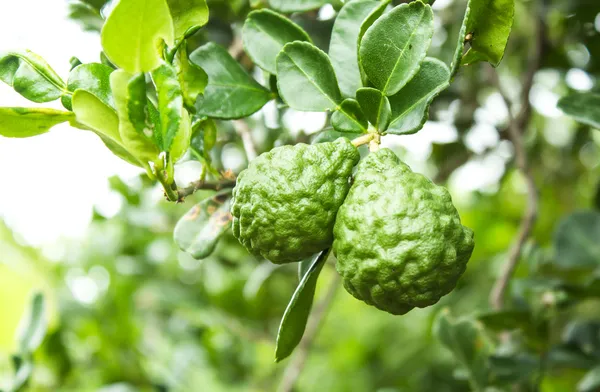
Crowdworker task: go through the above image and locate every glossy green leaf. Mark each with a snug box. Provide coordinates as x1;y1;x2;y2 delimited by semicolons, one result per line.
243;9;311;74
0;50;66;103
101;0;174;73
297;256;314;281
190;118;217;163
167;0;209;38
174;45;208;108
359;1;434;96
435;309;493;390
387;58;450;135
329;0;389;98
62;63;114;110
553;211;600;270
311;128;362;144
275;249;330;362
72;90;144;167
174;192;232;259
191;43;271;119
110;70;160;165
0;108;74;138
152;63;184;151
268;0;328;12
453;0;515;71
356;87;391;131
126;73;150;137
169;109;192;162
276;41;342;112
331;98;368;133
18;293;46;353
579;366;600;392
558;93;600;130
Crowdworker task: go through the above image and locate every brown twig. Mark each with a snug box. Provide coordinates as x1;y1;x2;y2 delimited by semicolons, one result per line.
278;274;340;392
489;8;545;310
234;120;258;161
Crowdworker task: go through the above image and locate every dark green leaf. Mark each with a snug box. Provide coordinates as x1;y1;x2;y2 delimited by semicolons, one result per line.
68;1;104;32
18;293;47;353
152;63;184;151
0;108;74;138
331;98;368;133
175;45;208;108
0;50;66;103
268;0;328;12
275;249;330;362
435;309;493;390
329;0;389;98
174;192;232;259
553;211;600;270
191;43;271;119
558;93;600;129
62;63;114;110
167;0;209;38
311;128;362;144
356;87;391;131
455;0;515;70
190;118;218;163
488;354;539;384
359;1;434;96
276;41;341;112
387;58;450;135
243;9;311;74
578;366;600;392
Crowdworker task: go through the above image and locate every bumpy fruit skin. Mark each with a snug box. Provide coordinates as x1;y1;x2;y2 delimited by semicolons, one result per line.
231;138;360;264
333;149;474;315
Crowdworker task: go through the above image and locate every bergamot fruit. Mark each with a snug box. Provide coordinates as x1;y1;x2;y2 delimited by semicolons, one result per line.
231;138;360;264
333;148;474;315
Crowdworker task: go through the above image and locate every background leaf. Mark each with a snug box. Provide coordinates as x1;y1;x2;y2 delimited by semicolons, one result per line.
276;41;341;112
166;0;209;38
558;93;600;130
578;366;600;392
18;293;47;353
359;1;434;96
553;211;600;270
62;63;114;110
0;108;74;138
268;0;328;13
356;87;391;131
0;50;66;103
191;43;271;119
275;249;329;362
329;0;389;98
387;58;450;135
101;0;174;72
243;9;311;74
174;192;232;259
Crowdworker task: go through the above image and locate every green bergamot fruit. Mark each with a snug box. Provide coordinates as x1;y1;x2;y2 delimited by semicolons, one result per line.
231;138;360;264
333;148;474;315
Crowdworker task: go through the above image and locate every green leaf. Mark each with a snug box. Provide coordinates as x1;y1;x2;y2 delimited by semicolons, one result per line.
312;128;362;144
101;0;174;73
356;87;391;131
10;356;33;392
579;366;600;392
110;70;160;165
174;45;208;108
0;108;74;138
268;0;328;12
72;90;144;167
243;9;311;74
329;0;389;98
18;293;47;353
488;354;539;384
190;118;217;163
276;41;342;112
359;1;434;96
387;58;450;135
126;73;150;137
0;50;66;103
297;256;314;281
62;63;114;110
477;310;533;333
275;249;330;362
174;192;232;259
453;0;515;71
169;109;192;163
152;63;184;151
553;211;600;270
435;309;493;390
558;93;600;130
191;43;271;119
331;98;368;133
166;0;209;38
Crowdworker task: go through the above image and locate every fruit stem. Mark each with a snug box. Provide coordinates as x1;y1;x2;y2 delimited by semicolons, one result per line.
351;133;375;147
368;133;381;152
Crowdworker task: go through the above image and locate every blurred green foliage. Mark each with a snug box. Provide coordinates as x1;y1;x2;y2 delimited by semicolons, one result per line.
1;0;600;390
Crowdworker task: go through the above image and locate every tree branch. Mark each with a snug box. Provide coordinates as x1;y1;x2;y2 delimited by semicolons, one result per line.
176;179;236;201
489;8;545;310
278;274;340;392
